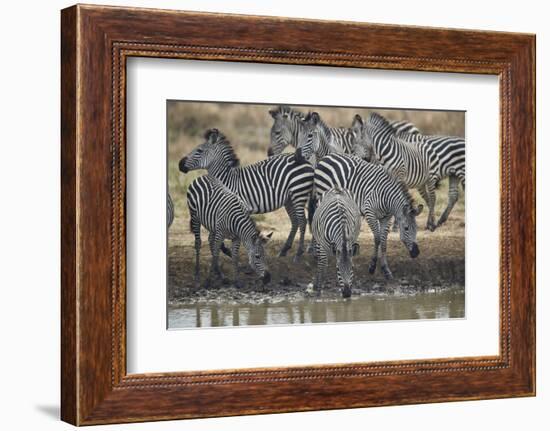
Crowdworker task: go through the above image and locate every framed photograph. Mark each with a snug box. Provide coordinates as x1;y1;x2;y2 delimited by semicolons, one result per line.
61;4;535;425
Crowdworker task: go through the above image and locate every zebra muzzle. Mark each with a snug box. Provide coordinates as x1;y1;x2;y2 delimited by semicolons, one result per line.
178;157;189;173
409;243;420;258
342;285;352;298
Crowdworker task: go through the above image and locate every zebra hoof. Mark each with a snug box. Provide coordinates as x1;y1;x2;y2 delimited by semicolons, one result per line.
233;280;244;289
368;261;377;274
382;266;393;280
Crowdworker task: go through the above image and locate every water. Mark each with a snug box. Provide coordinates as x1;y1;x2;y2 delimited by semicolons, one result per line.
168;288;465;329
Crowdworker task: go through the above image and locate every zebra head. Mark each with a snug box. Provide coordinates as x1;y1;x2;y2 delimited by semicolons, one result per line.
395;202;424;258
179;128;239;173
332;229;359;298
350;114;375;162
295;111;321;163
247;231;273;284
268;106;304;157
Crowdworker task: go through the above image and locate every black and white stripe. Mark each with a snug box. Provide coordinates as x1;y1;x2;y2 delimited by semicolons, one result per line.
311;187;361;297
180;128;314;260
353;112;464;231
314;154;424;279
187;175;272;288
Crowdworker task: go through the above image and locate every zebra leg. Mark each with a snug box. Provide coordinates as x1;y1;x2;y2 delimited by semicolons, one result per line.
190;215;202;288
378;216;393;280
313;246;328;290
231;239;243;289
279;201;298;257
437;175;460;227
366;215;381;275
293;202;307;263
420;183;437;232
205;231;224;288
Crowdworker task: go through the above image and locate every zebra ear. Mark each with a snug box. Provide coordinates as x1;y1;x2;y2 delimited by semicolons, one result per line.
310;112;320;125
352;243;360;256
352;114;363;128
414;204;424;216
269;109;278;119
204;128;219;142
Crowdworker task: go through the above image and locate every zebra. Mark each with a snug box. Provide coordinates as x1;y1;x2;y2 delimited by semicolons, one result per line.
295;111;357;164
314;154;424;280
310;187;361;298
187;175;272;288
179;128;314;261
167;193;174;228
267;105;306;157
352;112;464;231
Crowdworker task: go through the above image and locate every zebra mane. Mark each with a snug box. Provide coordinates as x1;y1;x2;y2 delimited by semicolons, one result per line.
204;128;240;168
393;177;416;210
367;112;394;131
271;105;305;120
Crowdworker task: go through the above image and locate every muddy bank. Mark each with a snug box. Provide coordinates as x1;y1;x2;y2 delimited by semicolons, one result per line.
168;236;464;305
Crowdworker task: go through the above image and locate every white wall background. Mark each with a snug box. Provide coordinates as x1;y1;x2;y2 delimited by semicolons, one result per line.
0;0;546;429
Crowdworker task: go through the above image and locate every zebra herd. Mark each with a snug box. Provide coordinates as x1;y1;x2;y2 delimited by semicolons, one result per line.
171;106;465;298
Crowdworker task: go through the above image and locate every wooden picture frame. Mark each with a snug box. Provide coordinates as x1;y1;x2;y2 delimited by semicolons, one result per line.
61;4;535;425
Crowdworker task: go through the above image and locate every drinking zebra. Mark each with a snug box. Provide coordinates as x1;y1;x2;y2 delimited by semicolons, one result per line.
310;187;361;298
179;128;314;261
187;175;272;288
352;112;464;231
167;193;174;228
314;154;424;279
